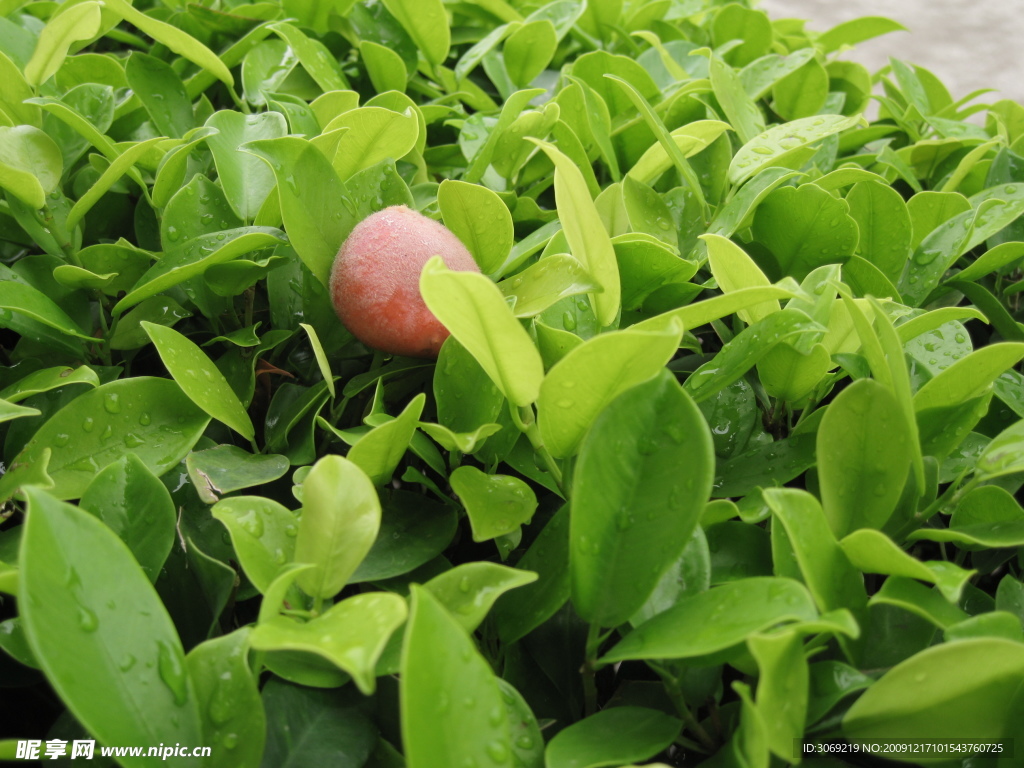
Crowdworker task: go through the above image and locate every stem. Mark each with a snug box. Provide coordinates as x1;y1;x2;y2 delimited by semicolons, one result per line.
582;622;601;717
652;663;717;753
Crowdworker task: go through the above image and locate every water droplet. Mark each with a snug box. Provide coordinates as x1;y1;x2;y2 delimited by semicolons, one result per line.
78;606;98;632
458;576;471;593
124;433;145;449
556;398;574;408
486;741;510;763
516;735;534;750
104;393;122;414
119;654;136;671
157;641;189;706
139;412;151;426
222;733;238;749
954;332;966;343
166;226;180;242
82;417;95;432
208;680;234;725
561;311;576;331
54;433;70;447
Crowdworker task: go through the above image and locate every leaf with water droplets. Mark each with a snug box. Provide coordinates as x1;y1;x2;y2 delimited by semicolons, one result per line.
185;628;265;768
252;591;407;694
450;465;537;542
348;393;425;486
294;455;381;600
401;586;514;768
143;322;255;440
19;487;203;760
1;377;209;501
545;707;680;768
206;110;287;221
79;454;176;584
817;378;912;536
212;496;300;594
424;562;536;632
843;638;1024;744
438;179;514;276
601;577;817;664
571;370;714;627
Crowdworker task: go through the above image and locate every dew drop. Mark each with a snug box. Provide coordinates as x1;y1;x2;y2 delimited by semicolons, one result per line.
78;606;98;633
139;412;152;426
104;393;122;414
157;640;189;706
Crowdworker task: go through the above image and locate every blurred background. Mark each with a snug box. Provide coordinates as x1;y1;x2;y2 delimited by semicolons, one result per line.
759;0;1024;105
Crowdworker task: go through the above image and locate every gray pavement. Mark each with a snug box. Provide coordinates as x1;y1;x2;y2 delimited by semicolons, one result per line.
759;0;1024;106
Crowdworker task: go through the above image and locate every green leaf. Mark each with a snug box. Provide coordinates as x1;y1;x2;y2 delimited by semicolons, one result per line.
381;0;450;67
325;106;419;181
0;125;62;209
751;183;859;281
79;454;176;583
450;466;537;541
0;399;41;424
360;40;408;94
143;322;255;440
839;529;973;603
975;420;1024;480
186;631;265;768
260;678;378;767
704;233;779;325
104;0;234;86
729;114;863;186
0;378;209;502
625;120;732;186
186;445;289;504
602;577;818;664
913;342;1024;412
0;278;91;341
241;137;351;287
268;22;348;94
113;227;288;315
764;489;866;661
545;708;680;768
294;455;381;600
421;256;544;408
251;592;407;694
538;323;683;459
349;394;425;486
401;586;513;768
817;16;907;52
438;179;514;276
571;370;713;627
748;630;807;761
211;496;299;594
207;110;288;221
504;20;556;88
530;140;621;328
817;379;912;536
124;52;194;139
424;562;537;632
710;55;766;145
843;639;1024;742
24;2;102;88
66;137;164;232
846;181;912;283
772;58;828;121
499;254;600;317
19;488;203;762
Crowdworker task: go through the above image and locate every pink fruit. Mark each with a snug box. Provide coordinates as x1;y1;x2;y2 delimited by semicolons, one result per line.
329;205;480;358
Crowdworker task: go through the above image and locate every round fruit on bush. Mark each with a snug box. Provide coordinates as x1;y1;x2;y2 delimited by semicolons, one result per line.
329;205;480;358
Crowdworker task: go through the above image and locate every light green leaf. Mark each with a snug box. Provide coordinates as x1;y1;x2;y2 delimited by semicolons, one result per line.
24;2;102;88
251;592;407;694
421;256;544;408
143;322;254;440
381;0;450;67
206;110;288;221
349;394;426;486
424;562;537;632
914;342;1024;412
537;322;683;459
438;179;514;276
294;455;381;600
326;106;419;181
0;126;62;209
704;233;778;324
710;55;765;145
504;20;556;88
450;466;537;542
530;140;621;327
499;254;600;317
211;496;299;594
67;137;164;232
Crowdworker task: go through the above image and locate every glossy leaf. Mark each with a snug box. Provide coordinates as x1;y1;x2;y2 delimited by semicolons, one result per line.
294;456;381;600
143;322;255;440
451;466;537;542
19;488;203;762
1;378;208;501
424;562;537;632
211;496;299;594
545;708;680;768
438;179;514;276
421;256;544;408
729;114;863;186
571;370;713;627
538;323;682;459
401;586;513;768
348;393;425;486
207;110;288;221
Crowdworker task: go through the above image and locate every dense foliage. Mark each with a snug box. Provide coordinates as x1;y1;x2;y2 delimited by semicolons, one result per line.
2;0;1024;765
